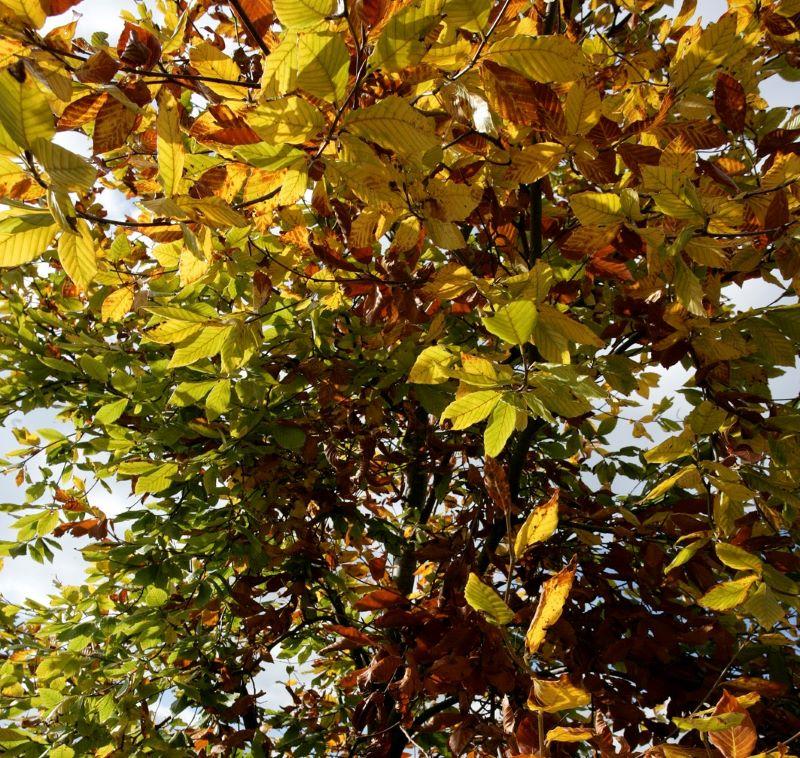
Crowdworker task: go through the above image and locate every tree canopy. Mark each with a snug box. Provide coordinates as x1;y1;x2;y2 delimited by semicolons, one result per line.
0;0;799;755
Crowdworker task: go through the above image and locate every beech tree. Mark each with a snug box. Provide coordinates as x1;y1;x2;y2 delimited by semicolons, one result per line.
0;0;799;755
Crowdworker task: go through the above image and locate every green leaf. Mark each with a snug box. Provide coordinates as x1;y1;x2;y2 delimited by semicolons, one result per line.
464;572;514;625
94;398;128;426
664;537;709;573
674;258;705;316
143;586;169;607
205;379;231;421
482;301;537;345
484;399;516;457
168;325;233;368
441;390;501;430
688;400;729;434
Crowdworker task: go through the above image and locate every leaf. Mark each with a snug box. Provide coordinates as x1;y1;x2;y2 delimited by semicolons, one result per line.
644;433;694;464
343;96;439;163
665;537;709;573
168;325;233;368
464;572;514;625
709;691;757;758
484;399;516;457
509;142;564;183
570;192;624;227
31;138;96;192
371;0;444;72
58;224;97;291
715;543;762;573
441;390;501;430
252;96;324;143
94;398;128;426
742;583;784;630
143;586;169;607
101;286;134;322
514;491;560;556
274;0;335;28
486;35;587;83
409;345;454;384
189;42;246;99
670;15;737;90
296;32;350;103
688;400;729;434
482;301;537;345
714;73;746;133
699;575;758;611
528;674;591;712
0;211;57;267
205;379;231;421
525;557;575;654
546;727;594;744
564;82;601;136
674;258;705;316
538;304;604;347
157;88;184;196
92;97;137;155
0;68;53;149
673;712;746;733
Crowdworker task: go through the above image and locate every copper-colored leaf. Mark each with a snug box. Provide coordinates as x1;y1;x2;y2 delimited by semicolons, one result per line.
714;73;746;133
92;97;137;154
709;691;757;758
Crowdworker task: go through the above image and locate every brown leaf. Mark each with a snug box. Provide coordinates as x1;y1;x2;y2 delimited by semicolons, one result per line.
232;0;275;38
76;50;120;84
354;588;405;610
117;22;162;70
714;73;746;133
709;690;757;758
57;92;109;130
764;189;789;229
92;97;137;154
484;456;511;511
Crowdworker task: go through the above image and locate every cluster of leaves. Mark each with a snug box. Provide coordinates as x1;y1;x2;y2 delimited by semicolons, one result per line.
0;0;799;755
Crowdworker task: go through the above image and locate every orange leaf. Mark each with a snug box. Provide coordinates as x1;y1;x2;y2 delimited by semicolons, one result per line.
709;691;757;758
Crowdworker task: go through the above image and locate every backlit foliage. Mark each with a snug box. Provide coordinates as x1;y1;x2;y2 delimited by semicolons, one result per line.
0;0;799;755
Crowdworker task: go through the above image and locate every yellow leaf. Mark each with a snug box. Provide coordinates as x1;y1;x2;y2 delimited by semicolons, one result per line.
486;35;587;83
464;572;514;625
644;432;695;464
565;82;602;135
482;301;538;345
484;399;516;457
538;304;604;348
670;15;737;90
0;69;54;149
528;674;591;712
168;324;233;368
251;96;325;143
371;0;444;72
715;543;762;573
31;138;95;192
515;491;560;556
409;345;454;384
699;575;758;611
0;0;47;28
58;223;96;291
570;191;624;227
509;143;565;184
157;89;184;196
100;285;134;322
546;726;594;744
441;390;501;429
525;557;576;654
343;96;439;164
274;0;336;29
0;210;57;267
189;42;246;100
296;32;349;103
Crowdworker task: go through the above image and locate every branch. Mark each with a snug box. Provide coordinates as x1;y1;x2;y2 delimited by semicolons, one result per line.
228;0;272;58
